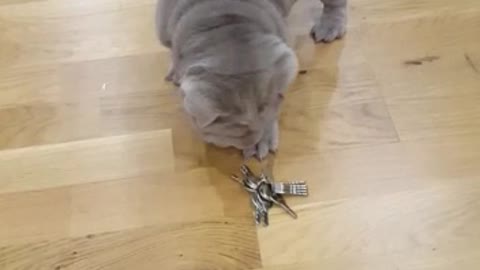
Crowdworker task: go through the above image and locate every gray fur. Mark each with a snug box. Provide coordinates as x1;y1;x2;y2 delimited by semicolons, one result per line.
156;0;347;159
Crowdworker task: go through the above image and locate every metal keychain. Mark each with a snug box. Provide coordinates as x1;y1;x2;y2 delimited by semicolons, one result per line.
231;165;308;226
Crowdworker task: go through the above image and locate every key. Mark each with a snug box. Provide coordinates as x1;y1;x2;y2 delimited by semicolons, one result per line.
250;194;262;225
240;165;256;178
253;205;262;225
272;181;308;196
231;174;257;193
271;194;298;219
251;192;270;226
253;191;271;212
262;208;269;226
238;165;262;192
258;181;298;219
258;173;308;196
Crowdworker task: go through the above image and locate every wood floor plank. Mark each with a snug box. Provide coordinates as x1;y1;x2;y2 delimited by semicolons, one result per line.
0;0;154;16
393;250;480;270
0;4;162;69
273;134;480;205
360;12;480;101
280;99;399;154
258;185;480;268
0;130;174;194
256;257;398;270
359;12;480;140
0;167;249;246
0;53;177;149
0;0;42;7
289;53;381;107
291;0;480;27
0;53;171;109
387;95;480;140
261;134;480;268
0;218;261;270
350;0;480;23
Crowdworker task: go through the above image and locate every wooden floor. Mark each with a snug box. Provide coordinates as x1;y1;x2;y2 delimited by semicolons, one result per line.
1;0;480;269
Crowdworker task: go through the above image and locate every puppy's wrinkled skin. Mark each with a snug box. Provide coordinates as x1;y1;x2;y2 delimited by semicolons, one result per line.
156;0;347;159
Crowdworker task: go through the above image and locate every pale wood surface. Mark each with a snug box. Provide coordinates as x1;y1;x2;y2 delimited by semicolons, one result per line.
1;0;480;269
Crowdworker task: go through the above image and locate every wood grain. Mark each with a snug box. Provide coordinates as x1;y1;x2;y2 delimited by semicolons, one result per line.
258;185;480;267
0;167;247;246
256;257;398;270
0;130;174;194
0;3;162;69
1;0;480;269
272;134;480;203
0;54;177;149
0;218;260;270
349;0;480;23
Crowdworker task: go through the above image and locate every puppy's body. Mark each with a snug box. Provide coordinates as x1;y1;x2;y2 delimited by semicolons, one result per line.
157;0;289;84
156;0;347;158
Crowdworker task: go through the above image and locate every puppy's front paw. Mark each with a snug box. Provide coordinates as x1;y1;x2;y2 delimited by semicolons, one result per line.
242;137;276;160
165;64;174;82
243;124;279;160
310;9;347;43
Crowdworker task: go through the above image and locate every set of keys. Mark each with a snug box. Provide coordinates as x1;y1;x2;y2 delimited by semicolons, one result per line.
231;165;309;226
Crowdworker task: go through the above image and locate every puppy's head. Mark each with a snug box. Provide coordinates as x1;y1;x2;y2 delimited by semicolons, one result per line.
180;40;297;149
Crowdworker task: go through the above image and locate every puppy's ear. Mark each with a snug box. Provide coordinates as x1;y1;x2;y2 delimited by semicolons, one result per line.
181;79;220;128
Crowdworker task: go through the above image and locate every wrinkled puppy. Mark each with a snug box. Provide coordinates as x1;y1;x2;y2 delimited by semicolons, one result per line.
156;0;347;159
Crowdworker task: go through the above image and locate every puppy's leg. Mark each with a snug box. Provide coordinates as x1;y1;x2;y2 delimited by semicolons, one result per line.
165;61;175;82
164;51;181;85
155;0;175;48
310;0;347;43
243;121;279;160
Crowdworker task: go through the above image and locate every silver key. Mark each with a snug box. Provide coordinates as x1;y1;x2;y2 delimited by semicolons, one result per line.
232;167;261;192
250;194;262;225
272;181;308;196
240;165;256;180
251;192;270;226
253;201;262;225
258;181;298;219
233;165;304;225
232;174;258;193
272;194;298;219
